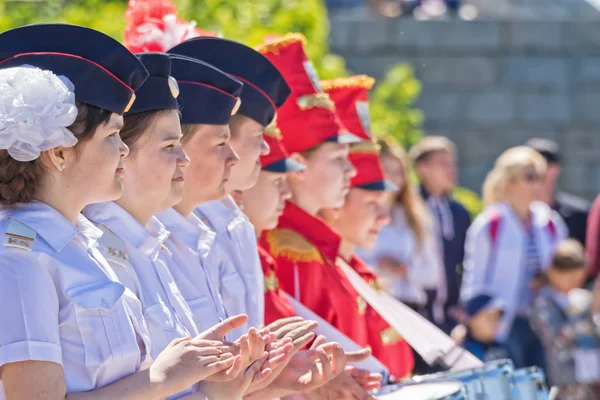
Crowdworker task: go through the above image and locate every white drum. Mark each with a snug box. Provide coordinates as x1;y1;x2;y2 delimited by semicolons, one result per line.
375;380;466;400
411;359;515;400
509;367;549;400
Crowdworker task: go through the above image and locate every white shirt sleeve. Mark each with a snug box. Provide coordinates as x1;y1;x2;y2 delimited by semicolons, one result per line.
0;250;62;368
460;215;493;303
409;223;442;289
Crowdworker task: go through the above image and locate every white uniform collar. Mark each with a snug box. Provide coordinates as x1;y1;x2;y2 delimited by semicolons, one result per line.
1;201;102;251
157;207;216;251
84;202;170;257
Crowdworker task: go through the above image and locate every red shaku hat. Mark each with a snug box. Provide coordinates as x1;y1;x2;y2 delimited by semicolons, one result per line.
349;141;398;191
321;75;375;141
256;33;361;154
260;120;306;173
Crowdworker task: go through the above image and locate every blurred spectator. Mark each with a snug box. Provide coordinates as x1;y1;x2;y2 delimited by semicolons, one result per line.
356;138;442;315
410;136;470;332
529;240;600;400
526;138;589;245
586;196;600;278
451;293;512;362
461;146;567;368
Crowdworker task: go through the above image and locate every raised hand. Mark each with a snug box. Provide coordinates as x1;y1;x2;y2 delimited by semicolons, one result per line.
148;336;237;396
200;326;293;399
344;366;382;393
262;317;319;345
194;314;249;341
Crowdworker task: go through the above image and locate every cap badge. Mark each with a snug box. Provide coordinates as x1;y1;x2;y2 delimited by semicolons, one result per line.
303;61;322;92
124;93;136;113
231;98;242;116
297;93;335;111
168;76;180;99
355;101;372;138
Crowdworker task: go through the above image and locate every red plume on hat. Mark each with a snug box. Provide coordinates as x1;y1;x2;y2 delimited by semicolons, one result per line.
124;0;215;54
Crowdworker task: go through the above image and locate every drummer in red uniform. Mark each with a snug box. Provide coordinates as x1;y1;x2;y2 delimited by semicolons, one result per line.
319;76;415;381
256;34;373;346
243;121;384;397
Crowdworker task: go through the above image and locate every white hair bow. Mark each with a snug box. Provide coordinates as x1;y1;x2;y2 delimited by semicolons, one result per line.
0;65;78;162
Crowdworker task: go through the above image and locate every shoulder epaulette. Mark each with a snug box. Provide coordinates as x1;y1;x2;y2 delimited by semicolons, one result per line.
265;228;323;263
3;218;36;251
98;224;129;267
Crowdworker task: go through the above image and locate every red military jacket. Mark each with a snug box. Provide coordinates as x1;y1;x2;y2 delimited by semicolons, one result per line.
348;255;415;380
258;244;297;325
260;201;371;348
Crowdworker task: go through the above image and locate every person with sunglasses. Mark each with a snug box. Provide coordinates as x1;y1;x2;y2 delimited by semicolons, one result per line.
460;146;567;369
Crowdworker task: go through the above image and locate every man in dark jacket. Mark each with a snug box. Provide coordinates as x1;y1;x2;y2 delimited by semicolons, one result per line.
410;136;471;333
526;138;589;245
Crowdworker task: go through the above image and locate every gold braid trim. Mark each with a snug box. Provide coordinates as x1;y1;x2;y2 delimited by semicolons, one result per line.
321;75;376;92
265;228;324;263
297;93;335;111
256;33;307;55
350;140;380;154
264;270;280;292
264;115;283;139
379;326;404;346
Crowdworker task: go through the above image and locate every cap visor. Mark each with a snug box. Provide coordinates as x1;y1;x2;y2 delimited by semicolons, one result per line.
354;180;398;192
324;131;363;144
263;157;306;173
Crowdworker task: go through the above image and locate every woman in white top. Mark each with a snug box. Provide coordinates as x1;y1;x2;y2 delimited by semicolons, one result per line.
460;146;567;368
83;53;283;399
0;25;240;400
356;139;442;311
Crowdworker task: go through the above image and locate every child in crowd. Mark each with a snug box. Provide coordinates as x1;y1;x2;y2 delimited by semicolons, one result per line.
451;294;511;362
529;239;600;400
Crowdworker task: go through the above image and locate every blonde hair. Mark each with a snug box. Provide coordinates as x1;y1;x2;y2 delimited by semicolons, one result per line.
552;239;586;271
409;136;456;166
482;146;547;206
378;138;429;249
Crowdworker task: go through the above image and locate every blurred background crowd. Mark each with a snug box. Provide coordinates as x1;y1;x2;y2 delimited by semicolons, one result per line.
4;0;600;396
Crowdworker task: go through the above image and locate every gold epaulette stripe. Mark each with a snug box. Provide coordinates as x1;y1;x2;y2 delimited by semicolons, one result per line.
350;140;380;154
265;228;323;263
255;33;307;55
321;75;376;91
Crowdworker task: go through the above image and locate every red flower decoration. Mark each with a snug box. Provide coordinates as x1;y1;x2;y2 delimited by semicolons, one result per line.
124;0;215;54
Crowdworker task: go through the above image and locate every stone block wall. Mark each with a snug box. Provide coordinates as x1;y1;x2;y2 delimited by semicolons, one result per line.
329;15;600;200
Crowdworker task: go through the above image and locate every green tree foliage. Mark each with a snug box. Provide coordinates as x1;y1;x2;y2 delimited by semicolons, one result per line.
370;64;424;148
0;0;482;215
0;0;348;77
452;186;484;219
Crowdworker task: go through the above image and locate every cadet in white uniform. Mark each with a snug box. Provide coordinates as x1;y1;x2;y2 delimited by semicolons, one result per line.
83;53;275;399
154;54;241;336
83;53;199;365
168;38;292;337
0;25;237;400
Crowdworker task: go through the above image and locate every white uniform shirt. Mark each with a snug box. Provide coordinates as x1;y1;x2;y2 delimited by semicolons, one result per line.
195;197;264;338
356;205;442;305
0;202;151;397
84;202;199;364
461;201;567;341
157;208;228;334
